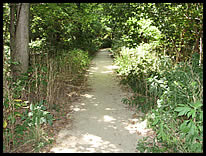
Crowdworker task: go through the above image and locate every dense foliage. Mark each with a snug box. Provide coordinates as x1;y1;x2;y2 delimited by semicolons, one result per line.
3;3;203;153
3;3;105;152
108;3;203;153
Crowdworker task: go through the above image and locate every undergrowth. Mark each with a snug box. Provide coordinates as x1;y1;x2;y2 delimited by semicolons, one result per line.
113;43;203;153
3;44;92;152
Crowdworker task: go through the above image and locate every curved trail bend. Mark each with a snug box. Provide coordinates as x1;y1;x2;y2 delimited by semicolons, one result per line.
50;49;147;153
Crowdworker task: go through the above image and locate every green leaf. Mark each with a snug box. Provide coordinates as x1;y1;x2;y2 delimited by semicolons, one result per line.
175;106;191;116
8;114;16;124
198;125;203;132
48;119;53;126
199;111;203;121
190;109;196;119
152;118;159;126
192;142;202;153
42;80;47;86
187;111;192;118
177;104;186;107
41;66;48;72
30;104;34;111
40;117;46;124
190;101;202;109
174;107;185;112
14;112;22;117
191;81;197;87
15;103;22;108
180;120;190;133
43;111;49;115
188;122;195;135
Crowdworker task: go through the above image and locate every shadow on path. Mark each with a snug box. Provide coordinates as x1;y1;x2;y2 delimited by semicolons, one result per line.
50;49;147;153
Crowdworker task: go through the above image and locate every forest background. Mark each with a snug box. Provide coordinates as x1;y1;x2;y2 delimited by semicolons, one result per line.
3;3;203;153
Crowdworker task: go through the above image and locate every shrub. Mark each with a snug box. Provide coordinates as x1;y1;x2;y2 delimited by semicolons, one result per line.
57;49;90;75
143;53;203;153
114;42;203;152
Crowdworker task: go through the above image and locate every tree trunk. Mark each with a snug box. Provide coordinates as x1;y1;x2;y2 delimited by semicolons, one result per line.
11;3;30;79
10;3;16;78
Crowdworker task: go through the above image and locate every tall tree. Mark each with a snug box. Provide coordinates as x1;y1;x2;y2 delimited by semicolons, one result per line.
10;3;30;79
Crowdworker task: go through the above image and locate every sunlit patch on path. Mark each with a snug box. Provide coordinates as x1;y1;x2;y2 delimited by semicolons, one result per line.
50;49;148;153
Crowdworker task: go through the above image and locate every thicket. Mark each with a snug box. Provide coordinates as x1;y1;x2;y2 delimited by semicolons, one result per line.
115;46;203;152
3;3;106;152
108;3;203;153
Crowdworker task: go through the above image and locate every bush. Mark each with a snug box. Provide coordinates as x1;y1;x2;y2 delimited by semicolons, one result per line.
142;53;203;153
114;43;158;98
57;49;90;75
114;42;203;152
120;18;162;49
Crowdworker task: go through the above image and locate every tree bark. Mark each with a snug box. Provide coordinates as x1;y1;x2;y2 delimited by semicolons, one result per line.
10;3;16;78
11;3;30;79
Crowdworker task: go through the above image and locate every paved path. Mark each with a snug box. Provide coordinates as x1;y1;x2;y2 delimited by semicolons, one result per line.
50;49;146;153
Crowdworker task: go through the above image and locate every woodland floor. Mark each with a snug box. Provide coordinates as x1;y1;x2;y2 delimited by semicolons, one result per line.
41;48;154;153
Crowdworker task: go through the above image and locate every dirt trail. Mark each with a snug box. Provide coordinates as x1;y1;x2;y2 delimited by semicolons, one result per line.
50;49;147;153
